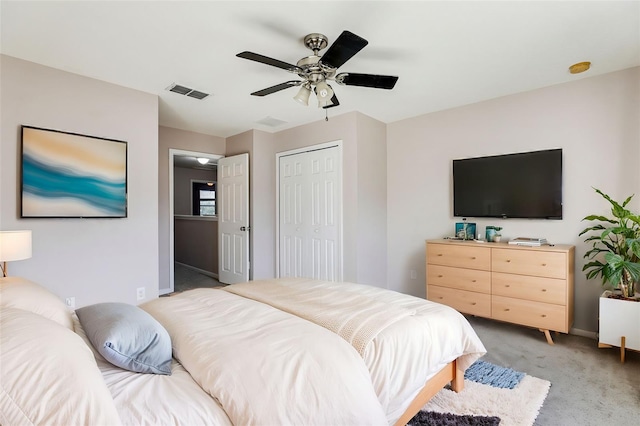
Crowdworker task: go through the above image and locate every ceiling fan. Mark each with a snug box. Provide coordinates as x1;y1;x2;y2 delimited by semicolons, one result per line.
236;30;399;109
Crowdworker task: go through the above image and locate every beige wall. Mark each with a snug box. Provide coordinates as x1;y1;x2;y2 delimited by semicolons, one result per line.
174;218;218;275
250;130;277;280
0;55;159;306
158;126;225;291
356;114;388;286
387;67;640;333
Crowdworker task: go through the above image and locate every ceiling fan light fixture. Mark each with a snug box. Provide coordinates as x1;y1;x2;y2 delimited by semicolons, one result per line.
293;83;311;106
196;157;210;165
238;30;398;110
315;81;334;101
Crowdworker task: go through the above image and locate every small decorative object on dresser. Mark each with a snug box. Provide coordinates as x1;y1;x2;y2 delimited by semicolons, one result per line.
426;239;575;344
485;226;502;242
579;188;640;362
455;221;476;240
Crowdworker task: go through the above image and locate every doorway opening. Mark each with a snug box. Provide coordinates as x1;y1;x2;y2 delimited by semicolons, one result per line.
166;149;223;295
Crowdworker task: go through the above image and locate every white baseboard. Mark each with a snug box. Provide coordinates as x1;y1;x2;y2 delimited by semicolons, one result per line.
175;262;219;279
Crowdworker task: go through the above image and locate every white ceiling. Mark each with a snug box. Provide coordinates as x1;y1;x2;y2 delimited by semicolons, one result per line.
1;1;639;138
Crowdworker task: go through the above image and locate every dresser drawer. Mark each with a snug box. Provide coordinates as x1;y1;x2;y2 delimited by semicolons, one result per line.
492;295;567;332
492;272;566;305
492;248;566;279
427;243;490;271
427;285;491;317
428;265;491;293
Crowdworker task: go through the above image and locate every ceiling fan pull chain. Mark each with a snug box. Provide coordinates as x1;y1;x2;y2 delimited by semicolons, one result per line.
325;109;329;122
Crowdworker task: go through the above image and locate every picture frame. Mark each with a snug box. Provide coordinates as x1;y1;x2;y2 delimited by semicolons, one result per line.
455;222;476;240
21;125;128;218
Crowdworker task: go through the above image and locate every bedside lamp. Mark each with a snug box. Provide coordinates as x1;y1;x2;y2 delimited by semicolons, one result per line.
0;230;32;277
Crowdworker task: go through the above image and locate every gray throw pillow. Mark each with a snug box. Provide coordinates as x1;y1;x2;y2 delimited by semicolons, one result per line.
76;302;172;375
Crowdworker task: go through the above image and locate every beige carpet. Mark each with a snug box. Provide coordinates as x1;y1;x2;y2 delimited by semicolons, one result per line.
466;316;640;425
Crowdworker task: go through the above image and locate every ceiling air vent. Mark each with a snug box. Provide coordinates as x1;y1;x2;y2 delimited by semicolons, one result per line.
166;83;210;100
187;90;209;100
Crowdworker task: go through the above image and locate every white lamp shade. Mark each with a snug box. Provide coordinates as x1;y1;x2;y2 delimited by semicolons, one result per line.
0;230;32;261
293;85;311;105
315;81;334;101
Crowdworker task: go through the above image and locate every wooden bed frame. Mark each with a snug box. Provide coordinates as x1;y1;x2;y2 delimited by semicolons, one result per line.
393;359;464;426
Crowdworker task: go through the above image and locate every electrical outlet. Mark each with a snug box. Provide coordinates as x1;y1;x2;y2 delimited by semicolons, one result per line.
410;270;417;280
136;287;145;301
65;297;76;309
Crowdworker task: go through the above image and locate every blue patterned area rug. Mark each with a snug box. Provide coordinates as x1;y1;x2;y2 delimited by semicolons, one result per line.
408;360;551;426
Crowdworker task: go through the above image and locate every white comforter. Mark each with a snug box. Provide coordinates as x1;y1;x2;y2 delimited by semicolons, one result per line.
224;278;486;423
73;314;233;426
142;289;388;426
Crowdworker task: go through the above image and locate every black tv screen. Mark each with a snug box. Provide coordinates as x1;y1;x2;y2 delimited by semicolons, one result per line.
453;149;562;219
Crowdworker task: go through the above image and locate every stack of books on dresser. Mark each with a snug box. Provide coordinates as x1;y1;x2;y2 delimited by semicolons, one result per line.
508;237;547;247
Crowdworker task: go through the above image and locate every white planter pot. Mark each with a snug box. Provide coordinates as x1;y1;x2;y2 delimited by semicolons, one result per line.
599;291;640;360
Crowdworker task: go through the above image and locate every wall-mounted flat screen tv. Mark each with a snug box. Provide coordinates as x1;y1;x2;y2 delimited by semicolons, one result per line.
453;148;562;219
21;125;128;218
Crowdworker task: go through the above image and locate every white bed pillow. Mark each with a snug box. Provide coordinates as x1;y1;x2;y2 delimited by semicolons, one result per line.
77;302;173;375
0;307;121;426
0;276;73;329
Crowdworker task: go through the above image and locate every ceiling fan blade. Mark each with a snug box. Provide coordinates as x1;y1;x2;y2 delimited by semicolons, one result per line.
336;73;398;89
322;93;340;109
237;51;302;73
320;31;368;69
250;81;302;96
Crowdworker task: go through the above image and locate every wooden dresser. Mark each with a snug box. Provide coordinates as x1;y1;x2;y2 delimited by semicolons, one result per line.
426;239;574;344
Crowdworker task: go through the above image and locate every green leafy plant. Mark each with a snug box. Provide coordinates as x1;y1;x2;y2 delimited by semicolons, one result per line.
579;188;640;298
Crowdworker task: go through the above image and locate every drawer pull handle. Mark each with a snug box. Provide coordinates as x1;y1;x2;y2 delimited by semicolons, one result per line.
437;254;443;256
471;302;477;306
505;285;510;288
438;297;444;300
541;314;547;318
504;308;510;312
472;279;477;283
542;263;547;267
506;260;511;263
438;275;443;278
542;289;547;292
471;256;477;260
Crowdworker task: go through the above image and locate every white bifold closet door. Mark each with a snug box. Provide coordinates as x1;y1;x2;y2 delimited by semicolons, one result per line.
279;146;342;281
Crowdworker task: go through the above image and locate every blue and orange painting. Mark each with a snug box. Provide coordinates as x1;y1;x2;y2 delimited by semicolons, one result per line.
21;127;127;217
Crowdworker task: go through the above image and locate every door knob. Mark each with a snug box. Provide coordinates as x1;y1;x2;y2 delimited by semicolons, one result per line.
240;226;251;231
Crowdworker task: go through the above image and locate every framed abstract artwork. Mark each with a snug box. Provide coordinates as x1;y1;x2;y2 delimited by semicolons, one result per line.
21;126;128;218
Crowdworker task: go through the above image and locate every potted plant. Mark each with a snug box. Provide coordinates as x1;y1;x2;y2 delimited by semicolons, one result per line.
580;188;640;299
579;188;640;361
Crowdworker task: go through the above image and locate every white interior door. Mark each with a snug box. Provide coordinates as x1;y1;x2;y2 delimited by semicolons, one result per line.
279;145;342;281
218;153;249;284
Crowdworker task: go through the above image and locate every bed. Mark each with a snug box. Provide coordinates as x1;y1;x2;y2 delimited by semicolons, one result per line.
0;276;486;425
